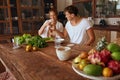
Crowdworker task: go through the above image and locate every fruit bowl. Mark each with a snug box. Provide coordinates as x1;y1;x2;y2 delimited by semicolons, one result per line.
72;63;120;80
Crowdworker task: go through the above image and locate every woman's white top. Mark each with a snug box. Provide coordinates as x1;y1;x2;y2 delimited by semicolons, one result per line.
40;20;64;38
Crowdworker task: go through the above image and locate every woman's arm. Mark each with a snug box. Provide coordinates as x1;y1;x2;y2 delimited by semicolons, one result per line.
38;21;49;36
48;29;51;37
86;28;95;46
38;24;46;35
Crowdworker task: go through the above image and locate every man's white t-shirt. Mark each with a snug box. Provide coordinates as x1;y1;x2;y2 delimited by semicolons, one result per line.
40;20;64;38
65;18;92;45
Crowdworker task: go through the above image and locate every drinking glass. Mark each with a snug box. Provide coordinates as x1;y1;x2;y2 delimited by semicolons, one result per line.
55;38;61;48
54;34;61;48
12;38;20;49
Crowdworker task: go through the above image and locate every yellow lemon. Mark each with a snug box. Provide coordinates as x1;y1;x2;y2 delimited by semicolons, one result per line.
79;63;87;71
26;45;32;52
32;46;38;51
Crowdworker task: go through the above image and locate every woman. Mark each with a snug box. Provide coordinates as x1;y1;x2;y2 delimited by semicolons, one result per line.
38;9;64;38
63;5;95;46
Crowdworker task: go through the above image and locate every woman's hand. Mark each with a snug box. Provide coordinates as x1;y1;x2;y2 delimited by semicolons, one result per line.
48;29;52;37
46;21;52;27
50;21;56;30
48;29;59;38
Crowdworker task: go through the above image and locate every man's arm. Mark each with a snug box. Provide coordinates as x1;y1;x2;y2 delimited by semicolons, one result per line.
86;28;95;46
56;28;68;38
38;21;49;35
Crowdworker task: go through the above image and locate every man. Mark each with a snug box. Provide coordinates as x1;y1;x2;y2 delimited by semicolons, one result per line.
63;5;95;46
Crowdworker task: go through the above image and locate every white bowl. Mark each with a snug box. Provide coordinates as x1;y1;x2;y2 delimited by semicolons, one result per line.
56;46;71;61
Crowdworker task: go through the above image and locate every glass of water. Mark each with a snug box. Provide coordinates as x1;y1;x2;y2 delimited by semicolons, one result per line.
12;38;20;49
54;34;61;48
54;34;65;48
55;38;61;48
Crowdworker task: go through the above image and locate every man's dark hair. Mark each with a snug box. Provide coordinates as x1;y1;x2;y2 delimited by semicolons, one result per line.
64;5;78;16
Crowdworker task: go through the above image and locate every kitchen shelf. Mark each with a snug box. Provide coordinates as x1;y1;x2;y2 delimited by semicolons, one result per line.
93;25;120;31
0;0;45;41
0;0;57;41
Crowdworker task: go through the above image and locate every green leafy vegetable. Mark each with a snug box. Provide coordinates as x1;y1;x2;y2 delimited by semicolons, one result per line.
14;34;48;48
27;35;48;48
14;36;25;45
23;34;31;39
22;34;32;44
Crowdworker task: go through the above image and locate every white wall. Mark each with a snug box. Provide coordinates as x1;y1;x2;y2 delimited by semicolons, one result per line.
57;0;72;12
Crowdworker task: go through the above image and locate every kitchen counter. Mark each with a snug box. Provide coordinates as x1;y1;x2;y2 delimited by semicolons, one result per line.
0;43;91;80
93;25;120;31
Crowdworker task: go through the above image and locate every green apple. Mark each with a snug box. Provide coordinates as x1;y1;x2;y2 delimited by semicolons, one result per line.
73;57;81;64
80;59;89;65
